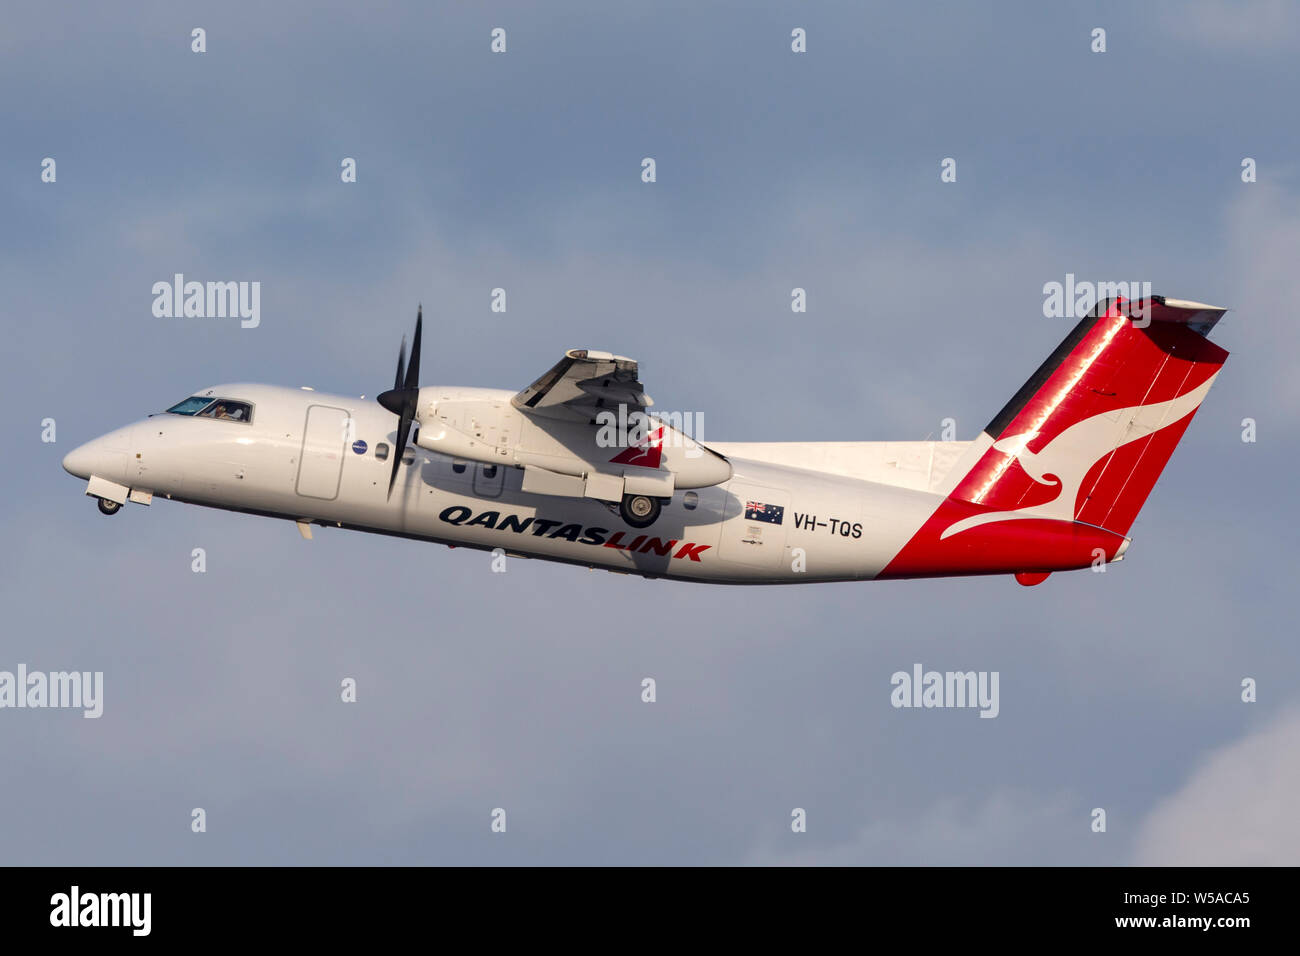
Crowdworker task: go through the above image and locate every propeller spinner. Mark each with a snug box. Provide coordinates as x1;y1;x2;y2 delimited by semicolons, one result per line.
377;305;423;499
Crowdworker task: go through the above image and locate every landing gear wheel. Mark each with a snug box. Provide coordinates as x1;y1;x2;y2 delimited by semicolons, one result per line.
96;497;122;516
620;493;661;529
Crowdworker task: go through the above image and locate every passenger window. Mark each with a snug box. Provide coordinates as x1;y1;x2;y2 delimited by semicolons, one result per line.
483;465;498;479
375;443;389;461
682;491;699;510
401;447;416;465
198;400;253;423
452;460;467;474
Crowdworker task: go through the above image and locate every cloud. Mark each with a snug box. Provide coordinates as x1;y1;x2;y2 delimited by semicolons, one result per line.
1160;0;1300;54
1133;706;1300;865
744;789;1107;866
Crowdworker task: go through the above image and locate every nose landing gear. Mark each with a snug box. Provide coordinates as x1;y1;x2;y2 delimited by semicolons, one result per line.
96;497;122;516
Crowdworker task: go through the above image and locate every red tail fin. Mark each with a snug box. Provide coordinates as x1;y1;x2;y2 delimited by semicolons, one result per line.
881;296;1228;580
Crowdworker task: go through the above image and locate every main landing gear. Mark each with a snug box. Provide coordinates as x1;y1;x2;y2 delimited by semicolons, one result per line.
619;493;662;529
96;497;122;516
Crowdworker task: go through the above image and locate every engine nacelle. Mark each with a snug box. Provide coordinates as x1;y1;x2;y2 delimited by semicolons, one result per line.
413;394;732;499
414;398;518;462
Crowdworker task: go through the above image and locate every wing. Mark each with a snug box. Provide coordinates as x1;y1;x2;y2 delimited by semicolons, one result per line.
512;350;653;423
503;349;731;497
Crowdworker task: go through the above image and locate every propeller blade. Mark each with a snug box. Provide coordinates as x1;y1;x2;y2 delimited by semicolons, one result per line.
381;305;425;500
388;409;413;499
405;305;422;391
394;335;407;392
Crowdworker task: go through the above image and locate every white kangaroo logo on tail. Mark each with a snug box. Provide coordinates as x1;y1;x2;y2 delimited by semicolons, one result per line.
940;375;1218;539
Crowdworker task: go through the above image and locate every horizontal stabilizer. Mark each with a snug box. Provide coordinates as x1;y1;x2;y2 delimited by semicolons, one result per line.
1128;295;1227;335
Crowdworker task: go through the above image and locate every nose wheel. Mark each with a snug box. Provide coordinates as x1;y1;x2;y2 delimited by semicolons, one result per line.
619;493;661;528
96;497;122;516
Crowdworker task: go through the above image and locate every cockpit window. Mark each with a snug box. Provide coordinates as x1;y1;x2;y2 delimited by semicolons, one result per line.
166;396;216;416
198;400;253;423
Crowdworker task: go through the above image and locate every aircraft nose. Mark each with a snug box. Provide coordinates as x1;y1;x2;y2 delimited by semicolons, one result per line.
61;426;135;481
61;443;95;478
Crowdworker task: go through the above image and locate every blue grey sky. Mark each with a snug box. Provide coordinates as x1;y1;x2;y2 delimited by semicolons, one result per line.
2;1;1298;864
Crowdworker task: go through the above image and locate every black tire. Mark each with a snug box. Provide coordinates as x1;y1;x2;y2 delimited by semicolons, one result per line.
619;493;661;528
97;497;122;516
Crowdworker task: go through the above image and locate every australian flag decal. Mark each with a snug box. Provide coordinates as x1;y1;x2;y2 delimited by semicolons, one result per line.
744;501;785;525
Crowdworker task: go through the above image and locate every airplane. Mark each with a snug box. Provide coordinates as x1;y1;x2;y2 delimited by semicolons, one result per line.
61;295;1230;586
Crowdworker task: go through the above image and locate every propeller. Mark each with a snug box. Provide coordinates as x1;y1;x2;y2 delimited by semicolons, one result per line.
377;305;423;499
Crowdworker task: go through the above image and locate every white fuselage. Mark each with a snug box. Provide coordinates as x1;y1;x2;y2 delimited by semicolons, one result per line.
62;383;960;585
